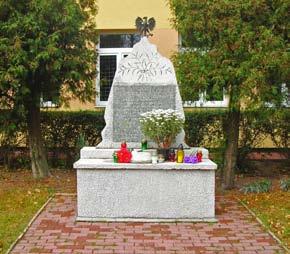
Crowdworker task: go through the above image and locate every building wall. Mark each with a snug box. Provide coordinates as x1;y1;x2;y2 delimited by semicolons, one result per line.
95;0;173;30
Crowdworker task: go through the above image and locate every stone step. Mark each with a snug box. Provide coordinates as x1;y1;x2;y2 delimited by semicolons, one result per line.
80;147;209;159
74;158;217;170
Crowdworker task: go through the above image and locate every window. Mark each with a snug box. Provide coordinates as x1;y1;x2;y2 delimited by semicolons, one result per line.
96;33;141;106
183;88;229;108
99;55;117;101
181;81;229;108
40;94;59;108
100;34;140;48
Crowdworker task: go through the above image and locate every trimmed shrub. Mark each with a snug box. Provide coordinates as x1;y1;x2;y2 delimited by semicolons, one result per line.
0;110;27;168
280;179;290;192
240;179;272;194
41;110;104;148
41;110;105;167
184;109;225;148
0;108;289;169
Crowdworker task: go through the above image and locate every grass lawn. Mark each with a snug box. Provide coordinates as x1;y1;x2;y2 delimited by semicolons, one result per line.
238;189;290;249
0;168;289;253
0;168;75;254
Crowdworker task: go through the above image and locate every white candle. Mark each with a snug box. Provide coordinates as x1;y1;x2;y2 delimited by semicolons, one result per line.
151;155;158;164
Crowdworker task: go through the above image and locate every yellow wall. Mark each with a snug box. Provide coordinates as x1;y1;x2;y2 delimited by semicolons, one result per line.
149;29;178;58
62;99;96;111
96;0;173;29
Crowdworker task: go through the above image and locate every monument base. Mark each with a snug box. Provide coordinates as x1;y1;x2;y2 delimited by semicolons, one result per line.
74;148;217;222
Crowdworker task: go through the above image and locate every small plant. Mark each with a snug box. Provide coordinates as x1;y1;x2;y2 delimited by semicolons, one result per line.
75;133;88;160
140;109;184;148
76;133;88;150
240;179;272;194
280;179;290;192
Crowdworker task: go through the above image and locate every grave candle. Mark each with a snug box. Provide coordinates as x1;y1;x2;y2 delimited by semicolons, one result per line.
141;139;148;151
176;144;184;163
168;148;176;162
117;142;132;163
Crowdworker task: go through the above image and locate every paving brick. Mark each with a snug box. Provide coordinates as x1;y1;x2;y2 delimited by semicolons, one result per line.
9;195;285;254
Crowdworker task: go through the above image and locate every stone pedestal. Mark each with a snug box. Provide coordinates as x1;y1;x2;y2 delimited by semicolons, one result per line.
74;147;217;222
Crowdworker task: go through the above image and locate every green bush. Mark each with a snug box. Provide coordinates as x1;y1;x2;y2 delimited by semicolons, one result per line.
240;179;272;194
0;110;105;168
262;109;290;148
238;110;276;171
0;109;289;169
41;110;105;167
0;110;27;168
280;179;290;192
41;110;104;148
184;109;225;148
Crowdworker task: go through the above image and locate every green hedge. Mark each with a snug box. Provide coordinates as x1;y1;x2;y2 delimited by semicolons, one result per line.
1;109;289;150
41;110;105;148
184;109;225;147
42;110;227;148
0;109;289;169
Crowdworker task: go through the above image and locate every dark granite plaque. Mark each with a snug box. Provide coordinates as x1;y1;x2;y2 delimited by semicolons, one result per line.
113;85;176;142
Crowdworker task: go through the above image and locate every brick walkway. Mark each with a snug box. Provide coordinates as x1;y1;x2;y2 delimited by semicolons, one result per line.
11;195;285;254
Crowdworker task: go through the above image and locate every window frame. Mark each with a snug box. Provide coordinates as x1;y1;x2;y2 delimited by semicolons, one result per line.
183;89;229;108
40;95;59;108
96;33;137;107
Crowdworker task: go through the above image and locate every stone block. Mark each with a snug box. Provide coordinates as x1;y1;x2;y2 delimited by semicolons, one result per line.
74;158;217;222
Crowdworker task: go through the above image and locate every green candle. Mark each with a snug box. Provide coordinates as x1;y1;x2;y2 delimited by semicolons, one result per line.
113;152;118;163
141;139;148;151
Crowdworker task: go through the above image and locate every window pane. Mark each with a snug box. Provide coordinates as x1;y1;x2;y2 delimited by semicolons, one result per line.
100;55;117;101
100;34;141;48
41;91;59;108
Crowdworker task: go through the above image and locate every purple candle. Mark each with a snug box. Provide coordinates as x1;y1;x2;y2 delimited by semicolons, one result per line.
184;156;191;163
184;155;198;164
190;156;198;164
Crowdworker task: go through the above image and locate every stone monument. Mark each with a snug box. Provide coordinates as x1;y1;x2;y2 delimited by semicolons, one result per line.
97;37;186;148
74;18;217;222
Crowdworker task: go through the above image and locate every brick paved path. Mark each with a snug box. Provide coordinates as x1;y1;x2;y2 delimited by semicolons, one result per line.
11;195;285;254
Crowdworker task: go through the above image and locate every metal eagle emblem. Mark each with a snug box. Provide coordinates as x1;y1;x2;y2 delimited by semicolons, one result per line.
135;17;156;37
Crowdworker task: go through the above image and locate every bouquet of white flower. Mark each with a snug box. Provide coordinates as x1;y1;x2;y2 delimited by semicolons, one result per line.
139;109;184;148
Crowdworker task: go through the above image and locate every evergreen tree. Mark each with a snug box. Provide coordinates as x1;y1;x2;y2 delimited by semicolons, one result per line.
0;0;98;178
169;0;289;188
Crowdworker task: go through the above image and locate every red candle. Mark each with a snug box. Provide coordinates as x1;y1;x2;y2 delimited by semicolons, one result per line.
117;142;132;163
196;150;202;162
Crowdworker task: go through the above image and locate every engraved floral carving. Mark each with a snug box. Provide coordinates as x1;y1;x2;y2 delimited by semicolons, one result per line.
117;51;172;81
